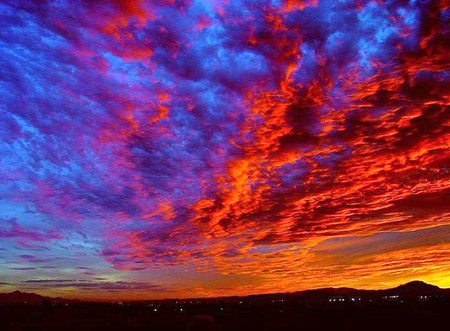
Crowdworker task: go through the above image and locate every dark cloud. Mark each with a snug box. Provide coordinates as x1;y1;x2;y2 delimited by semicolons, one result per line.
10;267;36;270
0;218;62;244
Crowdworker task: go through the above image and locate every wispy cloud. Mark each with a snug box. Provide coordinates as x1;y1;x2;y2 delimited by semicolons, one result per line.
22;279;170;292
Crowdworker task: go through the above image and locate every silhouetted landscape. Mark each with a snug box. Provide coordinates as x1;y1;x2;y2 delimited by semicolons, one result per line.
1;281;449;331
2;1;449;330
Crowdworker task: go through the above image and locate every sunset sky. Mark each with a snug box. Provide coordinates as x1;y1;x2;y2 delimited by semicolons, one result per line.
0;0;449;300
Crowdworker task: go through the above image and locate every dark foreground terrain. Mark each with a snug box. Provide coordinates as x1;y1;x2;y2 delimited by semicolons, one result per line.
1;281;449;331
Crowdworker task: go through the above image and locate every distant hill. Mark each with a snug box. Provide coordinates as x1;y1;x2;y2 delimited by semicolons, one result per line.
0;290;48;304
199;281;450;304
384;280;442;295
283;280;448;301
0;281;448;304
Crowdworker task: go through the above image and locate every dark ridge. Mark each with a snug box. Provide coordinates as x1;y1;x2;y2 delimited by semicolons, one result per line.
0;290;47;304
0;281;448;304
390;280;441;294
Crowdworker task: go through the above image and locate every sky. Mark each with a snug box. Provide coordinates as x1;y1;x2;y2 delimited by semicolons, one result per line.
0;0;449;300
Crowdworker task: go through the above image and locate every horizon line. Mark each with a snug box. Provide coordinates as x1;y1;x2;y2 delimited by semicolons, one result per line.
2;279;448;302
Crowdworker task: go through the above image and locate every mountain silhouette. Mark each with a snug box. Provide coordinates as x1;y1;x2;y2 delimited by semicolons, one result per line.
0;281;448;304
291;281;446;301
0;290;47;304
386;280;441;295
222;281;449;303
